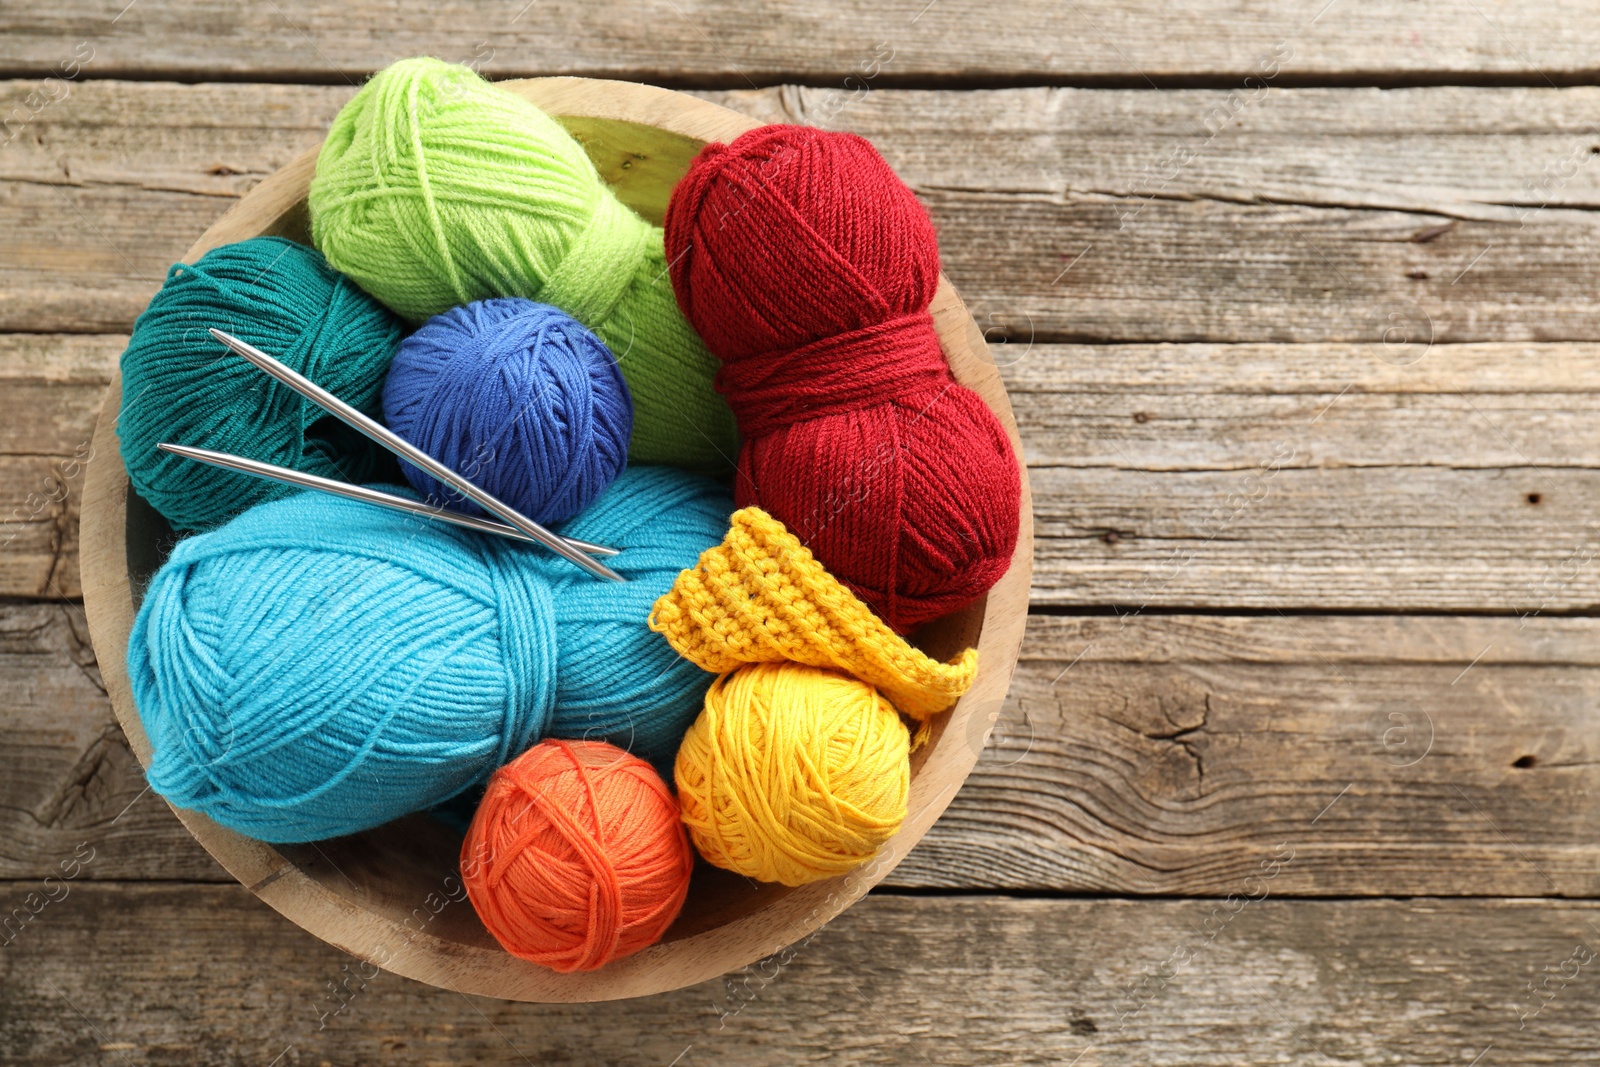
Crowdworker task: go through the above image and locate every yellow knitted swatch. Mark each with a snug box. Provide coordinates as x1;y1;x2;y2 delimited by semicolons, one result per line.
675;662;909;886
648;507;978;721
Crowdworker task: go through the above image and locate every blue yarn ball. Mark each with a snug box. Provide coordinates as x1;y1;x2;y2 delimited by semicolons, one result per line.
127;465;729;843
382;298;633;525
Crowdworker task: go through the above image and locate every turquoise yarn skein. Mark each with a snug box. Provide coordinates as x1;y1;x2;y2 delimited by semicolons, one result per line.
382;298;632;525
127;465;731;844
118;237;406;531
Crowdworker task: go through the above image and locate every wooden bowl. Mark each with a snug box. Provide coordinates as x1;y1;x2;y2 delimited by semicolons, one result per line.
79;78;1034;1002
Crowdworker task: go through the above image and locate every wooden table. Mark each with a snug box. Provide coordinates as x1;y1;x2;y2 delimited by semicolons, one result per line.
4;4;1600;1063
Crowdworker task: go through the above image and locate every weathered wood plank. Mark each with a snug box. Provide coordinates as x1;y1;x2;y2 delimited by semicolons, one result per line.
3;1;1599;82
898;613;1600;895
0;455;83;598
2;885;1596;1065
1009;339;1600;610
9;601;1599;895
0;334;118;598
11;333;1600;608
0;333;116;453
1005;341;1600;471
30;331;1600;477
0;81;341;334
724;83;1600;221
1030;465;1600;610
0;601;214;881
12;82;1600;342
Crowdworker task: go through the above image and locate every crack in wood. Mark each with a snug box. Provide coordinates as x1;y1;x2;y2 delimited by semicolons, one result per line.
33;722;131;830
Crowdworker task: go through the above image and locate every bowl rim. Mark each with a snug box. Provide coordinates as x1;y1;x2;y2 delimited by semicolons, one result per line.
79;75;1035;1002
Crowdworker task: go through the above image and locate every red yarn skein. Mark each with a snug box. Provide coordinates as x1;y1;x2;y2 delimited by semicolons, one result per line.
460;740;692;973
664;124;1021;632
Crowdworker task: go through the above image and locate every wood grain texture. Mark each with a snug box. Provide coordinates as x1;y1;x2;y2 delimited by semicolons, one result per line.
4;1;1600;83
896;613;1600;895
10;601;1598;897
0;81;343;333
1009;339;1600;609
0;601;212;882
12;333;1600;609
3;885;1597;1065
15;81;1600;343
0;334;121;598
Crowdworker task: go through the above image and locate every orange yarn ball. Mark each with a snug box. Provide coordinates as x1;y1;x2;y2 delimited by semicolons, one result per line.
460;739;693;973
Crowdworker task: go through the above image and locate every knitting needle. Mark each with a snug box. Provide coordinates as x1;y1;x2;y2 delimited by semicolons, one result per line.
206;327;626;583
157;444;620;557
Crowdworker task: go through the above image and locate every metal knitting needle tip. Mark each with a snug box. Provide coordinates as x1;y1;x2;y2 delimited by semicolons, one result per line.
207;327;625;583
157;444;621;558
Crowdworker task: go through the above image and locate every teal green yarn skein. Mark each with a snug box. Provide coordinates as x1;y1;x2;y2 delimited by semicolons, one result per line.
118;237;406;532
307;57;737;476
127;465;731;844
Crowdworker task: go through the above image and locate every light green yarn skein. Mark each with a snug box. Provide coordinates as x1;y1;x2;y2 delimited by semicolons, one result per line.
307;57;736;475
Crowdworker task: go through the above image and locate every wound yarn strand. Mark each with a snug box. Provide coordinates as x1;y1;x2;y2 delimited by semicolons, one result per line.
463;740;692;973
674;662;911;887
665;124;1022;631
382;298;633;525
309;57;738;475
128;466;730;842
118;237;406;532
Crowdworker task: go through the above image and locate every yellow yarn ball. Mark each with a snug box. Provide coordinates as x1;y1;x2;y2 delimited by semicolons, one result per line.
675;663;910;887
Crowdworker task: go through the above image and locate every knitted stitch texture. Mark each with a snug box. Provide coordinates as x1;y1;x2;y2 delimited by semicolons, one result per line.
648;506;976;721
